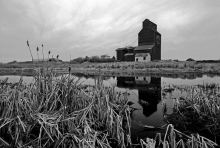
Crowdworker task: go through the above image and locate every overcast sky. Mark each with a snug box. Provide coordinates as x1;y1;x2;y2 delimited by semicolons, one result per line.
0;0;220;62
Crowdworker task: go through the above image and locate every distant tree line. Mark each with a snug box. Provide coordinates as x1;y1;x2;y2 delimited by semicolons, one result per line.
71;56;116;64
197;60;220;63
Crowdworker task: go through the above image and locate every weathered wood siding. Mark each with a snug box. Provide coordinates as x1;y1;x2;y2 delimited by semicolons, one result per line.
138;29;155;46
152;33;161;61
125;55;134;61
116;49;126;61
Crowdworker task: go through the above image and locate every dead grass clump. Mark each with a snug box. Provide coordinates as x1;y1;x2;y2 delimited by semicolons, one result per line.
123;65;128;69
0;74;131;148
160;63;167;68
129;64;134;69
185;61;196;68
177;62;186;69
161;63;172;68
135;64;145;69
149;62;156;68
144;63;151;68
140;124;217;148
163;84;220;145
169;63;178;68
194;64;203;69
155;63;162;68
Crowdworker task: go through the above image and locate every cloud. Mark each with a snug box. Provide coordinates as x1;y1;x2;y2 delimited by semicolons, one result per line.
0;0;220;62
157;9;192;30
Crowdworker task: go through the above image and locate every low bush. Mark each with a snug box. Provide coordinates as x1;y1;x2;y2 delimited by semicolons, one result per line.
177;62;186;69
145;63;151;68
169;63;178;68
194;64;203;69
155;63;161;68
185;61;196;68
149;62;156;68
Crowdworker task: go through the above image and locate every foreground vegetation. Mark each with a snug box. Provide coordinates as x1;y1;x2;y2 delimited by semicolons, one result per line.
0;72;133;147
0;72;218;147
162;83;220;145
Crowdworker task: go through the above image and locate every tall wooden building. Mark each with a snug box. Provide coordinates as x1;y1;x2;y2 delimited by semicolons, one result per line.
116;19;161;62
135;19;161;61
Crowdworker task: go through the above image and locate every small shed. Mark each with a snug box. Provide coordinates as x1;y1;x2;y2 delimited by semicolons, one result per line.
135;53;151;62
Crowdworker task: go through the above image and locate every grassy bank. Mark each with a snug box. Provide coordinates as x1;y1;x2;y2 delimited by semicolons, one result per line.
2;61;220;77
84;61;220;73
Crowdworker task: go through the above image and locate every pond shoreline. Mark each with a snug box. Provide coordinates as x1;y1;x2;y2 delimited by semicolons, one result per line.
1;61;220;77
1;67;220;78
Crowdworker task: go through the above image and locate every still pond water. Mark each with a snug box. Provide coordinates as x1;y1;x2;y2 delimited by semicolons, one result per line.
1;74;220;139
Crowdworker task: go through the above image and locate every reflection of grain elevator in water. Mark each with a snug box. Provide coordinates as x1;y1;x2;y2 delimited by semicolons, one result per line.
116;19;161;62
117;76;161;117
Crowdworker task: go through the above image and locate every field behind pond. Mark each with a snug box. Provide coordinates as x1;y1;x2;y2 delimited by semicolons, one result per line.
1;61;220;77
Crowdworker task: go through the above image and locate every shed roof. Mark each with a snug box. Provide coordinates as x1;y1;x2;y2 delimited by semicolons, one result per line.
115;48;126;51
134;45;154;50
125;46;136;50
124;53;133;56
135;53;150;57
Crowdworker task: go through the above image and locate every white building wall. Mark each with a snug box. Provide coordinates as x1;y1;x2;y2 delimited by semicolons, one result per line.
135;77;151;84
135;54;151;62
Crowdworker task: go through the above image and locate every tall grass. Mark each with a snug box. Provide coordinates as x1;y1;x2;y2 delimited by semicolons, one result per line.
162;83;220;145
0;73;132;147
140;124;217;148
0;42;132;147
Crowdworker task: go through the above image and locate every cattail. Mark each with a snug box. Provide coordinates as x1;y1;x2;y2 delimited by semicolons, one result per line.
41;43;45;73
47;51;51;71
41;44;44;61
68;66;71;73
27;40;29;47
57;55;59;59
36;47;40;67
26;40;34;67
